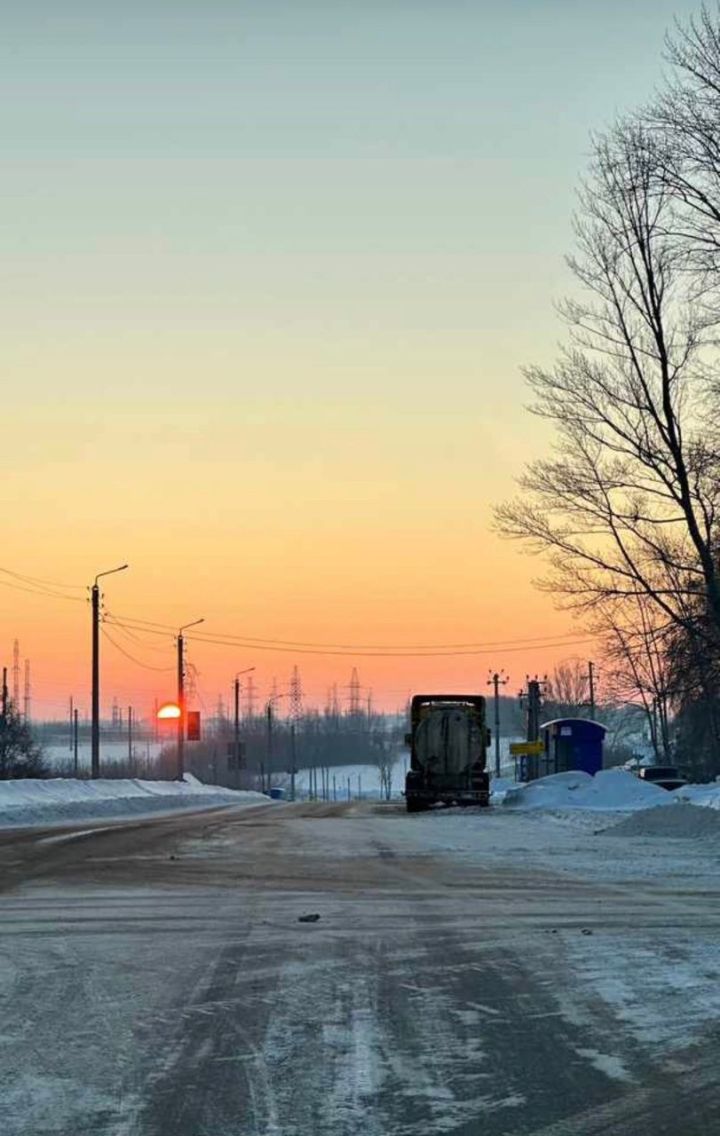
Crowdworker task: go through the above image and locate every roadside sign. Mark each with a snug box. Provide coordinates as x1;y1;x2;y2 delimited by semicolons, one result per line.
510;740;545;756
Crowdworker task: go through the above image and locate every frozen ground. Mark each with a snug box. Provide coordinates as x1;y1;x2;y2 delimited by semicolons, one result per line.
0;775;267;829
1;795;719;1135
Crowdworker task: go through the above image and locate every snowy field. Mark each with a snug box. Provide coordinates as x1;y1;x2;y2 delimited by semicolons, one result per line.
290;761;408;799
0;774;268;829
43;741;164;772
289;736;524;801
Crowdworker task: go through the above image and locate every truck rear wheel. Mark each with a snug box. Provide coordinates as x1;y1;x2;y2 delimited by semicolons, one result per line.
406;796;428;813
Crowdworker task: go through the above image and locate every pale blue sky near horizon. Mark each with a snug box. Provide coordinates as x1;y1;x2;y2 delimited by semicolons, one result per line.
1;0;704;447
2;1;701;356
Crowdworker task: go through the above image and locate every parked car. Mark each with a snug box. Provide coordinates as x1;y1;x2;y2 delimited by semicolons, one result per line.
638;765;687;791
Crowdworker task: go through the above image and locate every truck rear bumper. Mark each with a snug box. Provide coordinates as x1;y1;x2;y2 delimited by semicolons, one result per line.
405;790;490;806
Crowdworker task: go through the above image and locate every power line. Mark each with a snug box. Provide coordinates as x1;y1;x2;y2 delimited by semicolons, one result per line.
0;566;86;591
1;563;596;658
183;631;597;658
104;612;177;633
100;628;173;672
0;577;86;604
103;612;173;653
105;616;595;657
186;629;591;651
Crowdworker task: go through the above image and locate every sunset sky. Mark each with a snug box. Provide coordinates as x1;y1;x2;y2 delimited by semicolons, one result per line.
1;1;699;719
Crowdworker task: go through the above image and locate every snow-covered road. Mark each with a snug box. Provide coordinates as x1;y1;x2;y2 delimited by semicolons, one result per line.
1;802;719;1135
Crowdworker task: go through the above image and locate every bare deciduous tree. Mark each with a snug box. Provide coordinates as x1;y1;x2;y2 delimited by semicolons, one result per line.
496;9;720;773
543;660;590;720
496;122;720;636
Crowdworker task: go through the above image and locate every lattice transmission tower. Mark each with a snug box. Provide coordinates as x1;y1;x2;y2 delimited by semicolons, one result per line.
289;665;303;721
12;640;20;709
245;674;256;718
23;659;31;722
348;667;361;717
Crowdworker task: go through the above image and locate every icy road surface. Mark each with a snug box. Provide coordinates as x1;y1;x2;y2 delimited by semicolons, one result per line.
1;802;719;1136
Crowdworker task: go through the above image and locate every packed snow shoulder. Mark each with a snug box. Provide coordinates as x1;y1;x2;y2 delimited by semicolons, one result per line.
0;776;268;829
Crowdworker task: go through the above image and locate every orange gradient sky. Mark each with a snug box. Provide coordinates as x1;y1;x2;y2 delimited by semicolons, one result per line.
0;2;698;718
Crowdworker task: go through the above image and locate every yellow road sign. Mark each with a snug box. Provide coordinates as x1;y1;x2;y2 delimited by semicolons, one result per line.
509;741;545;756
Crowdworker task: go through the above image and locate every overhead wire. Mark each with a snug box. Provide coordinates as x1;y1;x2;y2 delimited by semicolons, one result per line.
100;627;174;673
213;630;592;651
104;616;595;657
0;565;86;591
0;577;87;604
183;631;596;658
103;611;174;654
2;562;596;660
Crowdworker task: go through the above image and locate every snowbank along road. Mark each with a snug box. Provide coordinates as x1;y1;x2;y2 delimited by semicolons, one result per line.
1;800;719;1135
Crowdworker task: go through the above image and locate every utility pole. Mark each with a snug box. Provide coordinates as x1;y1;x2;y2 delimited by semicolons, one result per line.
176;618;204;782
69;694;74;750
23;659;30;723
289;666;303;800
12;640;20;710
73;708;79;776
517;676;546;781
265;692;285;794
266;701;273;794
290;722;297;801
588;661;596;719
233;667;255;784
128;705;133;775
234;678;240;780
91;564;128;779
487;670;509;778
526;678;543;742
1;667;7;776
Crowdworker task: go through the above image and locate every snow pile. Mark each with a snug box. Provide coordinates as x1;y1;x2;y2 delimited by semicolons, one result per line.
0;777;268;829
490;777;515;803
502;769;674;812
673;782;720;809
607;802;720;839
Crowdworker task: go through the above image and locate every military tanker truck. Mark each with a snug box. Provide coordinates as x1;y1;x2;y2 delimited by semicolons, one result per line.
404;694;491;812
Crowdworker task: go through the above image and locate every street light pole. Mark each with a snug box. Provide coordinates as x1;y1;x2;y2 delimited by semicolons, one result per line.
265;692;286;794
234;667;255;784
128;705;133;776
73;708;79;776
266;701;273;794
290;722;297;801
91;564;128;779
177;618;204;781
